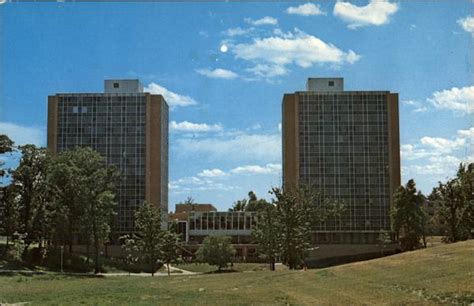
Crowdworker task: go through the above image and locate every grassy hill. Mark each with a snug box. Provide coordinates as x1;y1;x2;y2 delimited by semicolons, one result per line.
0;240;472;305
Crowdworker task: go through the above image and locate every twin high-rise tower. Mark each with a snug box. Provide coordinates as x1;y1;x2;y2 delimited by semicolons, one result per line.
47;80;168;235
282;78;400;244
47;78;400;246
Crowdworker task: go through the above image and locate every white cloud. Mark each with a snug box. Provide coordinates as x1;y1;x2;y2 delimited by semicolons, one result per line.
420;136;465;153
278;123;282;132
400;144;432;161
170;121;223;133
223;27;253;37
234;29;360;73
230;163;281;175
286;3;326;16
175;132;281;163
144;82;197;108
333;0;399;29
196;68;238;79
246;64;288;78
406;155;462;176
457;127;474;140
402;100;428;113
428;86;474;114
198;168;227;178
457;15;474;35
245;16;278;26
0;122;45;146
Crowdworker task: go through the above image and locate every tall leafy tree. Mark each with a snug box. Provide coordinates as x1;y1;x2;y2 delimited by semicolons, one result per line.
48;149;86;252
270;187;313;269
160;230;180;276
9;145;51;256
133;202;163;276
197;235;236;271
391;179;425;251
255;186;344;270
429;163;473;242
252;203;279;271
76;147;118;274
48;147;118;273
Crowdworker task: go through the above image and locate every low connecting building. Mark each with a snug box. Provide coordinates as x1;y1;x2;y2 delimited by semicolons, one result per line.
169;204;258;260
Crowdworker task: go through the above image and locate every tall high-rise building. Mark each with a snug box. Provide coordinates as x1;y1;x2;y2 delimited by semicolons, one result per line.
282;78;400;244
47;79;169;235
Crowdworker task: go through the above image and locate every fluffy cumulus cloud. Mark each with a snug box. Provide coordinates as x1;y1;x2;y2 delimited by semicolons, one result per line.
230;163;281;175
170;121;223;133
196;68;238;79
286;3;326;16
333;0;399;29
175;132;281;163
233;29;359;78
198;168;227;178
402;127;472;161
428;86;474;114
144;82;197;108
457;15;474;35
0;122;45;146
245;16;278;26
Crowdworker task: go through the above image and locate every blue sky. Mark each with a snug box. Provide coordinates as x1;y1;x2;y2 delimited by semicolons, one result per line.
1;1;472;211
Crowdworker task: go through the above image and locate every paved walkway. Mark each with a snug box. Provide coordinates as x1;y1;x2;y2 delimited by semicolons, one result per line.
0;265;197;277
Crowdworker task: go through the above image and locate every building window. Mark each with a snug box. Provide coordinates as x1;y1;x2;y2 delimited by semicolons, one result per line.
328;81;335;87
72;106;79;113
113;83;119;88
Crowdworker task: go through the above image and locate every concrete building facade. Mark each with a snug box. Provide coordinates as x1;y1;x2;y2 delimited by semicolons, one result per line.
282;78;400;244
47;79;169;235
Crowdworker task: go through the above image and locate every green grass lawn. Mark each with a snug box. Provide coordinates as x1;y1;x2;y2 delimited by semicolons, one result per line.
0;240;472;305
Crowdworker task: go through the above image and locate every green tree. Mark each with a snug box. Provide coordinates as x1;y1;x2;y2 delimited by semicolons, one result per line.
229;191;270;212
429;163;473;242
133;202;163;276
121;235;139;276
0;186;19;248
48;149;86;252
196;235;236;271
252;203;279;271
9;145;52;256
48;147;118;273
270;187;313;269
0;134;14;178
391;179;425;251
160;230;180;276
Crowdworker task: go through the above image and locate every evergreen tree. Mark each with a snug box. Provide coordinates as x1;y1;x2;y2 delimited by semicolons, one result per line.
391;179;425;251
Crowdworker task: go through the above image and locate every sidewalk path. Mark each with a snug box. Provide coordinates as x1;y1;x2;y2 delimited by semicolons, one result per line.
0;266;198;277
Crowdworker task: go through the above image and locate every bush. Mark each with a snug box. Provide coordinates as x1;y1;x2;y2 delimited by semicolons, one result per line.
196;236;236;271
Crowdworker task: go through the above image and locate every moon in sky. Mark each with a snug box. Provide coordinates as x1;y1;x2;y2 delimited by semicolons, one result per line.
220;44;228;53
